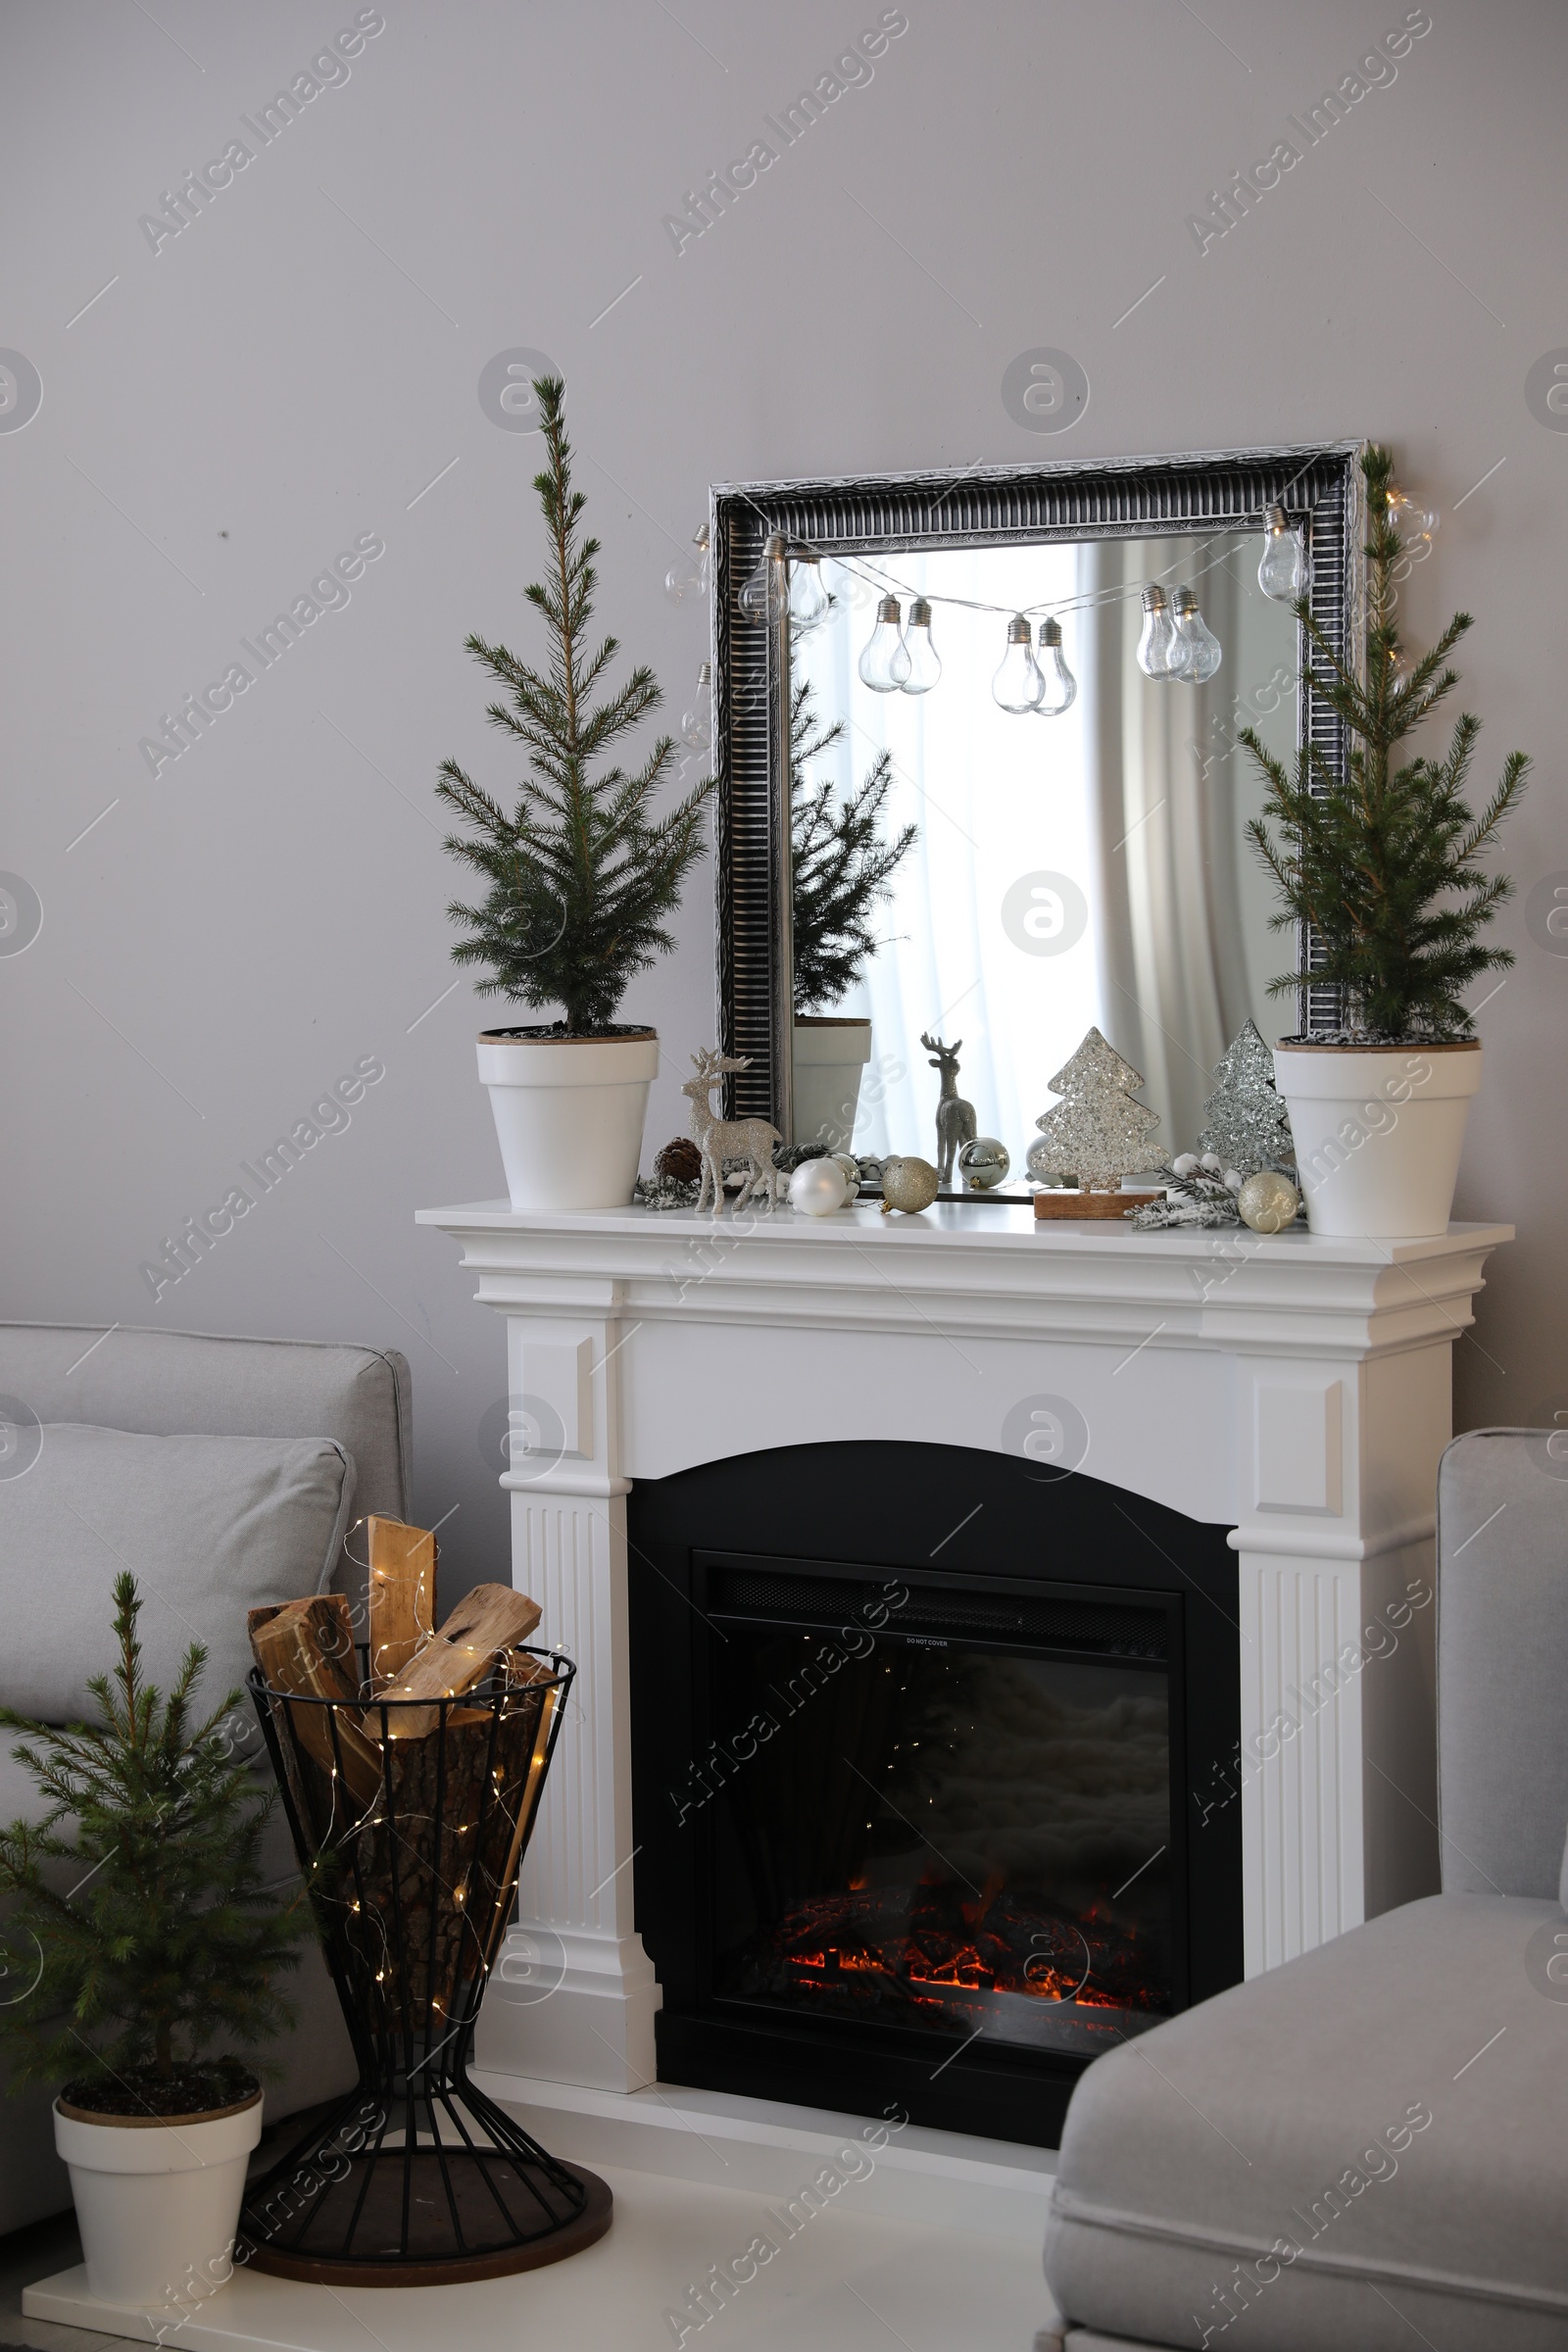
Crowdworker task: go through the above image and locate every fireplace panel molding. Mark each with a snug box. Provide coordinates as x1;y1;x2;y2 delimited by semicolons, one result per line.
416;1200;1510;2112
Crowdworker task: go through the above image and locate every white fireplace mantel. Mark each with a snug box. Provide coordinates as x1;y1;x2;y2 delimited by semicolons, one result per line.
416;1198;1510;2095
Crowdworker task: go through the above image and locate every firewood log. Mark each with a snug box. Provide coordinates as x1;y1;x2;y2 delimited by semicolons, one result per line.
374;1583;542;1738
365;1516;437;1686
247;1595;381;1805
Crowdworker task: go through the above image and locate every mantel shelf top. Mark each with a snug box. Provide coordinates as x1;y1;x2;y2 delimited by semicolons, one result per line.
416;1199;1513;1269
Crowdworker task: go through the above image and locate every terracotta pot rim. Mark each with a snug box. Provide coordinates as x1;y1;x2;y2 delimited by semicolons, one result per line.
55;2086;263;2129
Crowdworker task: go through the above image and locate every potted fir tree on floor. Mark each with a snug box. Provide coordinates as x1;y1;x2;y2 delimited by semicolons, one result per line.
0;1576;303;2310
1242;445;1529;1239
438;377;712;1211
790;679;917;1150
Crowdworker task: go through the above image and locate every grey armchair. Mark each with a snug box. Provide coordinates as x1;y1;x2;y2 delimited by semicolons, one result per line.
0;1324;413;2234
1042;1428;1568;2350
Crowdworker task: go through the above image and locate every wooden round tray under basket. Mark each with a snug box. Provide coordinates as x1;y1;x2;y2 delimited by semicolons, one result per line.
240;1645;611;2284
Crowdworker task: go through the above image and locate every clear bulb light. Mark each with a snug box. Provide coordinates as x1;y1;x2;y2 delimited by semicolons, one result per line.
787;554;829;629
1136;585;1178;681
1033;617;1076;715
1387;486;1440;554
1257;504;1307;602
992;614;1044;711
858;595;911;691
1170;588;1223;683
739;533;787;625
679;662;712;753
900;598;941;694
664;522;710;606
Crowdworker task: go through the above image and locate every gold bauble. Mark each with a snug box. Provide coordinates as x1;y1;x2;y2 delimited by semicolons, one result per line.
879;1154;940;1215
1237;1170;1301;1234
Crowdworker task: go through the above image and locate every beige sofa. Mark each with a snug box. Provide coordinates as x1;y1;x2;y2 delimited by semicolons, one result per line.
0;1323;413;2233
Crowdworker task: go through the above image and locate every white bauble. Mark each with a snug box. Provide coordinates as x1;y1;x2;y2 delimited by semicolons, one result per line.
789;1157;850;1216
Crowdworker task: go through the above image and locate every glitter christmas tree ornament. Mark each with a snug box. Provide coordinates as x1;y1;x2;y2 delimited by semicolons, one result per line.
1031;1029;1161;1192
1196;1018;1296;1178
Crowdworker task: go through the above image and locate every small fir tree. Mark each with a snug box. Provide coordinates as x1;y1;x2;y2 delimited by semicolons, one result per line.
1242;443;1529;1042
0;1575;305;2113
1033;1028;1161;1191
789;678;918;1014
437;378;712;1036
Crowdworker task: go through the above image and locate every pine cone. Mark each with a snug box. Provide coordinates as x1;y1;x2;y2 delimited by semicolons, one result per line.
655;1137;703;1183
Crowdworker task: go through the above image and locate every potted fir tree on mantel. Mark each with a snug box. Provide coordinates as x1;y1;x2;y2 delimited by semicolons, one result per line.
1241;443;1529;1240
438;377;712;1211
0;1577;304;2309
789;678;917;1150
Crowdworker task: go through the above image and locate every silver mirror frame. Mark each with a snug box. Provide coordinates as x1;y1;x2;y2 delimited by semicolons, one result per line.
710;442;1367;1135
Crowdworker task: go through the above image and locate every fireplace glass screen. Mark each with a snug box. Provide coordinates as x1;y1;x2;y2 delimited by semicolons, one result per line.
703;1565;1179;2058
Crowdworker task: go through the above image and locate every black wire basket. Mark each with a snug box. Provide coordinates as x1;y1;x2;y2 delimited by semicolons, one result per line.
239;1644;611;2283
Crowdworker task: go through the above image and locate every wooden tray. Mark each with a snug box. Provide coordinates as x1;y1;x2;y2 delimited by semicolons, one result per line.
1033;1189;1161;1221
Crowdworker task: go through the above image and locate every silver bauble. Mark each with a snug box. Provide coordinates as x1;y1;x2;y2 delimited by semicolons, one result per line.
831;1152;861;1200
957;1136;1010;1191
1237;1170;1301;1234
1026;1137;1078;1187
879;1154;940;1214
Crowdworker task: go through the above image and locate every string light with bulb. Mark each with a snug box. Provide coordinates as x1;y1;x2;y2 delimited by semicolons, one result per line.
1137;585;1178;681
1033;618;1076;715
679;662;712;754
787;554;829;629
663;522;710;607
901;598;942;693
992;614;1044;711
1257;504;1306;603
734;470;1412;711
858;596;912;692
1170;588;1223;682
738;533;788;625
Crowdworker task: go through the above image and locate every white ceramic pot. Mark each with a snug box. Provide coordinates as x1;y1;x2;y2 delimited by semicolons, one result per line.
1273;1041;1482;1239
793;1018;873;1152
55;2089;262;2309
477;1029;659;1211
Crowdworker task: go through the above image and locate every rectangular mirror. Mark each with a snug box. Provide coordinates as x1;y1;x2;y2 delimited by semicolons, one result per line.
711;445;1364;1182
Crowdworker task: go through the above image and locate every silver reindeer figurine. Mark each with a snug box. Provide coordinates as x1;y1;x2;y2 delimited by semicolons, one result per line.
921;1032;977;1187
682;1049;783;1214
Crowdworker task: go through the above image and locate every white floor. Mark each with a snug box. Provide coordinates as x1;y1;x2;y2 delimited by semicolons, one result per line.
25;2160;1055;2352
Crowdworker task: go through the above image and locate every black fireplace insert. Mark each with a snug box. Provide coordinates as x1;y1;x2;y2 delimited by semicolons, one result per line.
629;1441;1242;2149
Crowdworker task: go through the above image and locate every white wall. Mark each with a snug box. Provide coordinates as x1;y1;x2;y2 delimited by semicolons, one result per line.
2;0;1563;1597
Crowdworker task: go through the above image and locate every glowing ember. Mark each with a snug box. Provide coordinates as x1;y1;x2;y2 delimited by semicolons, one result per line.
726;1880;1166;2044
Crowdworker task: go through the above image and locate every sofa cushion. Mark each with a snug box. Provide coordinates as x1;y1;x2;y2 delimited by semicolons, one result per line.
0;1324;410;1610
0;1424;355;1725
1045;1891;1568;2351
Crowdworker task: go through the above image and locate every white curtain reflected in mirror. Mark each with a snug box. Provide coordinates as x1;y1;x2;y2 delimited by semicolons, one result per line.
788;533;1297;1172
